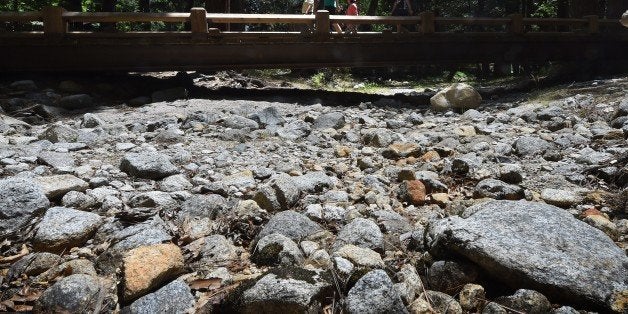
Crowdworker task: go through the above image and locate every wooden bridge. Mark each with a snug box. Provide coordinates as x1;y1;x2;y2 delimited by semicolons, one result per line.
1;7;627;72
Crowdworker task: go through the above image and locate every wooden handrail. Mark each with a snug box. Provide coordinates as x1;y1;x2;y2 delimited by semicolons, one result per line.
63;12;189;23
0;12;43;22
1;7;625;36
436;17;511;25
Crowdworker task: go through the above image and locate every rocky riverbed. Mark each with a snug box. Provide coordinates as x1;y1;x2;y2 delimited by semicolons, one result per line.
0;74;627;313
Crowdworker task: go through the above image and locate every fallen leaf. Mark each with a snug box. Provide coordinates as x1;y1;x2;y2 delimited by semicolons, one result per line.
13;304;33;312
189;278;222;291
0;244;29;263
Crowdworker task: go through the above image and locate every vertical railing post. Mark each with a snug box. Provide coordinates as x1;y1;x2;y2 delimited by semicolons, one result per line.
419;11;435;34
190;7;208;40
508;13;523;34
584;15;599;33
43;6;66;38
315;10;330;38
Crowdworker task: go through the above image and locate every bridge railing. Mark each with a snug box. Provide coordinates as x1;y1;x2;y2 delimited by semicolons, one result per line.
0;6;623;38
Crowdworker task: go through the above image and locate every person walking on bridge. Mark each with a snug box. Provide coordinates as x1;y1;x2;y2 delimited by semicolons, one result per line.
324;0;344;33
391;0;414;32
345;0;359;34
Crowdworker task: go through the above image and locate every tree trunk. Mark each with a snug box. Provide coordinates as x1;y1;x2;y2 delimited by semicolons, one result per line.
12;0;19;11
101;0;117;31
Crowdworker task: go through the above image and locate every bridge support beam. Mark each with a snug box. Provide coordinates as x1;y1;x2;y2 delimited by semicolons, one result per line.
191;7;208;40
43;6;66;38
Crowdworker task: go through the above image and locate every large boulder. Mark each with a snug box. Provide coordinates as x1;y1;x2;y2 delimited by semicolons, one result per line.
427;200;628;312
33;207;103;253
35;274;110;313
0;178;50;238
120;152;179;180
221;267;333;313
121;279;194;314
430;83;482;112
346;269;408;314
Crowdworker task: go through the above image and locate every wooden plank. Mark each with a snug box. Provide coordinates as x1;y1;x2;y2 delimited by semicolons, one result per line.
207;13;314;24
330;15;420;24
62;12;189;23
0;12;42;22
436;17;510;25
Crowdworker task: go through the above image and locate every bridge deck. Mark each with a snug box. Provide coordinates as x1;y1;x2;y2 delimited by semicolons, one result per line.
1;8;626;71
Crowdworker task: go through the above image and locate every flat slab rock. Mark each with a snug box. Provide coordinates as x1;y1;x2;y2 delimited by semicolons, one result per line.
427;200;628;312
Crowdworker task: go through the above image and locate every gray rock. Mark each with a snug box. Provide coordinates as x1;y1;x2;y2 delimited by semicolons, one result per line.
363;129;394;147
253;232;304;266
81;113;105;128
178;194;228;220
313;112;346;129
416;290;463;314
197;235;238;267
57;94;94;110
427;260;479;294
498;164;523;184
129;191;178;210
334;244;384;268
474;179;524;200
58;80;84;93
35;274;106;313
10;80;37;91
430;83;482;112
374;210;412;234
540;188;582;208
537;106;564;120
36;174;89;200
39;124;79;143
33;207;102;253
120;152;179;180
128;96;151;107
254;173;300;212
62;191;97;210
122;280;194;314
553;306;580;314
7;252;61;280
459;284;485;311
153;127;184;143
276;120;311;140
575;147;614;165
37;151;76;172
257;210;323;243
96;217;172;274
159;174;193;192
346;269;408;314
223;115;259;129
250;106;285;127
428;200;628;312
294;171;335;193
0;178;49;238
514;136;554;156
335;218;384;252
493;289;552;313
151;87;187;102
222;267;333;313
